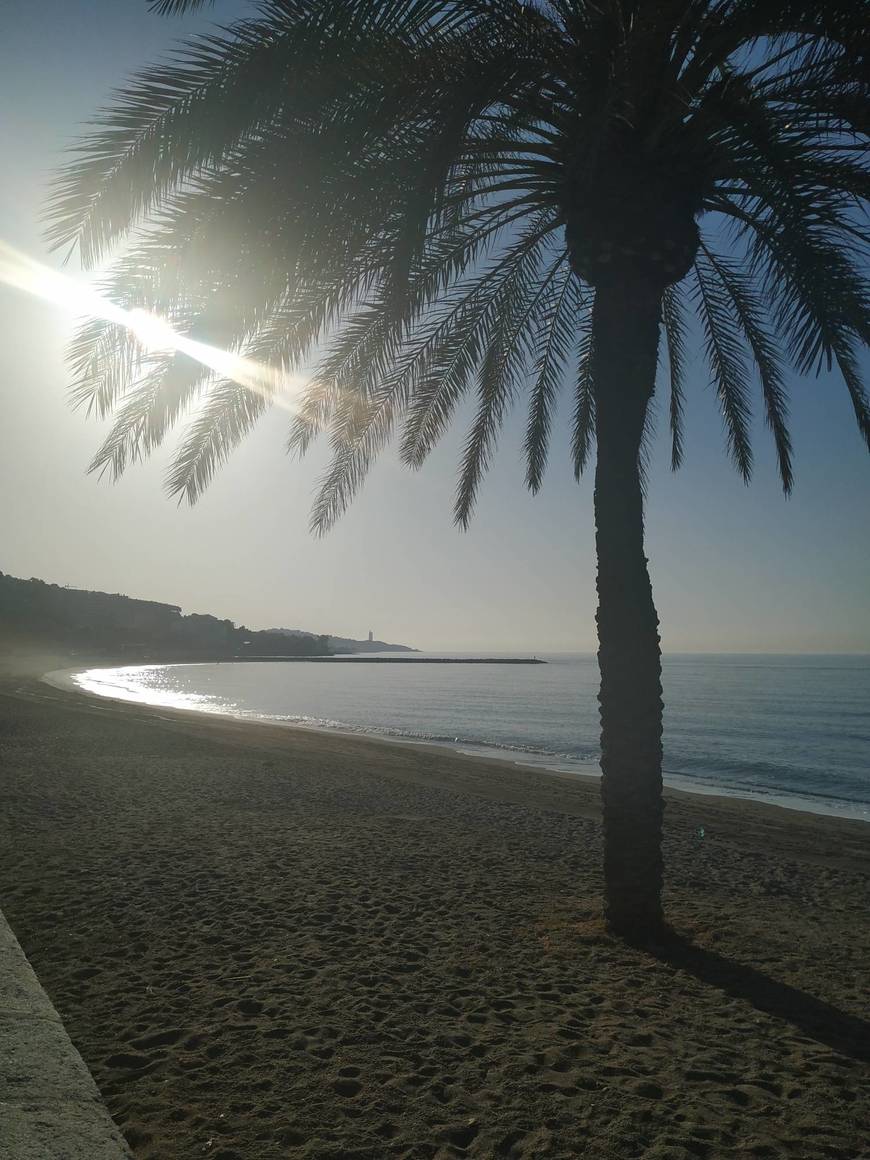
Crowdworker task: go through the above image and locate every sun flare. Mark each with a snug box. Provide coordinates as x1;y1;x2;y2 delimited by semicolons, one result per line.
0;239;303;409
126;308;178;353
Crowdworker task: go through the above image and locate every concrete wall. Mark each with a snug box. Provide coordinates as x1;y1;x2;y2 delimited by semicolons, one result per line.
0;909;132;1159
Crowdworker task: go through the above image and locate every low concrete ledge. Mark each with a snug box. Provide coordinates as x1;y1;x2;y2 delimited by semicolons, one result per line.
0;909;132;1159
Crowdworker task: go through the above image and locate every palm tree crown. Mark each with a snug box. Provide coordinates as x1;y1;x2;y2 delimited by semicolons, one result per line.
46;0;869;527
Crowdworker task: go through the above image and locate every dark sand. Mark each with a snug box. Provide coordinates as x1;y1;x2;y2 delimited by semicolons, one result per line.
0;654;867;1159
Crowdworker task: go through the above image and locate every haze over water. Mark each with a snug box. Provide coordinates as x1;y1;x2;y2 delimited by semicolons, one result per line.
72;653;870;821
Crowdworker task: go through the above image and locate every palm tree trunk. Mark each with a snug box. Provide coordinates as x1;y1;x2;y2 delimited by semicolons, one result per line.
591;276;665;941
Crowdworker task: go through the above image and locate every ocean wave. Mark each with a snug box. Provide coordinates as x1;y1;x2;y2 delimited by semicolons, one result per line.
260;712;600;764
663;767;866;809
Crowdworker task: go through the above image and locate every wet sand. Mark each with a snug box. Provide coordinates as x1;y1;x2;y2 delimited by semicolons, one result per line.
0;653;867;1159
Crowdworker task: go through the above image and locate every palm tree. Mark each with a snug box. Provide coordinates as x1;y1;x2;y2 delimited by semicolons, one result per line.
46;1;869;940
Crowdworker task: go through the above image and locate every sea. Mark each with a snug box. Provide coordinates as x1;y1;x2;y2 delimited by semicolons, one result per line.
69;653;870;822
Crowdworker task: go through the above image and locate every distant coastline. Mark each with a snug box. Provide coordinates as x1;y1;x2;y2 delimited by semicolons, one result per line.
0;569;417;660
205;655;545;664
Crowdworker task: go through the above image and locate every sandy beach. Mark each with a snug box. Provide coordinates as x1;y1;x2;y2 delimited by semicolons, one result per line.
0;653;867;1159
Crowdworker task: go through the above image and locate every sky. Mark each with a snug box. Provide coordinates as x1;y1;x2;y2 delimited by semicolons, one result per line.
0;0;868;653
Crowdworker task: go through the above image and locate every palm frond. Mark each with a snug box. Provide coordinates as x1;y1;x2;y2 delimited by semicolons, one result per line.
453;242;566;526
571;304;596;481
304;210;560;534
47;25;291;264
661;284;688;472
167;379;268;502
149;0;216;13
398;213;559;470
311;200;535;410
699;241;794;492
524;265;577;492
830;333;870;455
68;318;146;418
308;393;398;536
691;255;753;482
88;352;212;480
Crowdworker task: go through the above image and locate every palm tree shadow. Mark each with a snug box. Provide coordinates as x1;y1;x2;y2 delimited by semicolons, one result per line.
647;932;869;1064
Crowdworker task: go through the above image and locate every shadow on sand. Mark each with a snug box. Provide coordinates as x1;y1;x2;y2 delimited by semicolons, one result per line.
649;933;869;1064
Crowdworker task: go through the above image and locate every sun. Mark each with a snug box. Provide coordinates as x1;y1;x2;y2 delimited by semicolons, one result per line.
126;308;179;353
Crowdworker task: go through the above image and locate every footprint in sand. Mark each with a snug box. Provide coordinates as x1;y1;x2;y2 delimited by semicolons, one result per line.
130;1027;182;1050
333;1077;362;1097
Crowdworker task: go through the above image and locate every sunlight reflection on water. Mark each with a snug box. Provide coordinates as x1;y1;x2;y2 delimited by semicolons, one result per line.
73;665;226;713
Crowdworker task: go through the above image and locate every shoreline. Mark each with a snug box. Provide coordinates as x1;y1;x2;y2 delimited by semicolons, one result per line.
44;660;870;825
